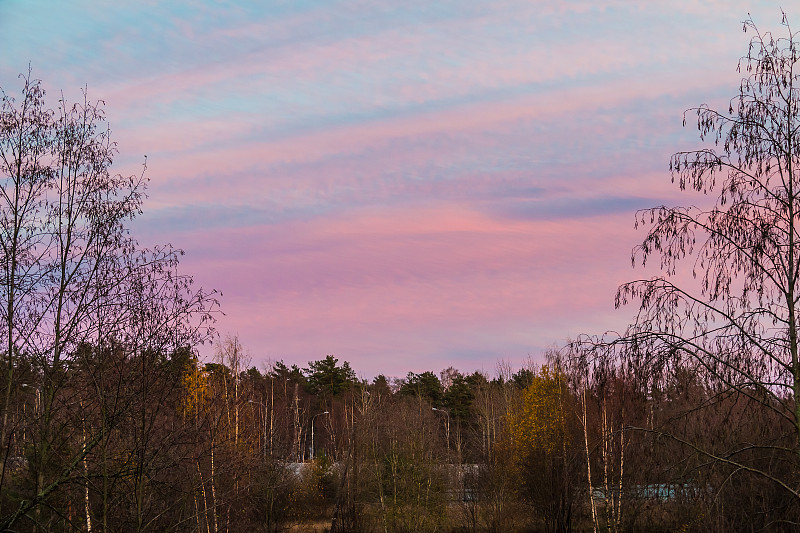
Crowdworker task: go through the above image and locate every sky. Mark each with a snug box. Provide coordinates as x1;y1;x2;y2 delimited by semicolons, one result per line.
0;0;789;378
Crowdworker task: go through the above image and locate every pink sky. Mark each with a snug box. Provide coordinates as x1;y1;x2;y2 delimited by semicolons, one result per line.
1;0;788;377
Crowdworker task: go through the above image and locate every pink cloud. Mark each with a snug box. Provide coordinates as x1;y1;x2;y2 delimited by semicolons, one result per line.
179;204;642;376
114;63;729;192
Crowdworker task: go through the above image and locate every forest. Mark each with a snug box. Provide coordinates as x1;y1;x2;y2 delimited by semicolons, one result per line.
3;14;800;533
1;342;794;532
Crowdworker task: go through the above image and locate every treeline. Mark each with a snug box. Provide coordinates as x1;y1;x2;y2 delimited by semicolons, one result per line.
4;339;792;532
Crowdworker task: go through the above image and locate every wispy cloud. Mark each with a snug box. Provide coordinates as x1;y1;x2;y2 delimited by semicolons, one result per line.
1;0;786;376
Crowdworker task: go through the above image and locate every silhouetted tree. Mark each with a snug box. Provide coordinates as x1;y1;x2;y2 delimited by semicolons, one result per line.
304;355;357;400
399;371;442;407
580;13;800;525
0;72;217;531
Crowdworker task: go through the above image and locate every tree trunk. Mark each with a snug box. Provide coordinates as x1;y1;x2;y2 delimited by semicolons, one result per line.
582;387;598;533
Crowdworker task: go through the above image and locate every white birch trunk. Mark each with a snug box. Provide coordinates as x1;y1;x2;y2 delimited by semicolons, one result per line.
82;405;92;533
582;388;598;533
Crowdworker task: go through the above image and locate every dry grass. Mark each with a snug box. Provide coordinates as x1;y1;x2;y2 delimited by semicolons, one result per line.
285;518;332;532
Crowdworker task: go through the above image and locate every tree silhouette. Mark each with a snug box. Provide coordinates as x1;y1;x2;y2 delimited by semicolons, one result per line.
601;13;800;507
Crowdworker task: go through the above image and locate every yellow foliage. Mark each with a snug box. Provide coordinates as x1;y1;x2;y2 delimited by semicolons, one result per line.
509;365;567;454
182;358;210;416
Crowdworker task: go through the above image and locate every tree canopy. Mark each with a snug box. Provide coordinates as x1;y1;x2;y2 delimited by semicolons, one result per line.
303;355;357;398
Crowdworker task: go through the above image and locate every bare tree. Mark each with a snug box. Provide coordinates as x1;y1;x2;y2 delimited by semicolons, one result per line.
599;12;800;510
0;71;53;475
214;334;249;447
0;72;217;530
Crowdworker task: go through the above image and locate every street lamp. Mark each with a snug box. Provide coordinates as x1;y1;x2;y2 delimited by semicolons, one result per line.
310;411;329;461
432;407;450;457
21;383;41;416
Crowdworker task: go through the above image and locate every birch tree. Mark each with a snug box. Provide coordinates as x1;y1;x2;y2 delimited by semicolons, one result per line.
604;13;800;509
0;72;217;531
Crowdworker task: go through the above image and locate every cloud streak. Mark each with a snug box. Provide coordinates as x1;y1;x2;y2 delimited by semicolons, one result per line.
1;0;786;377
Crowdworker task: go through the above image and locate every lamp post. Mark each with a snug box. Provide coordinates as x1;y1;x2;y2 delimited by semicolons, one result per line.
310;411;329;461
432;407;450;458
20;383;40;414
